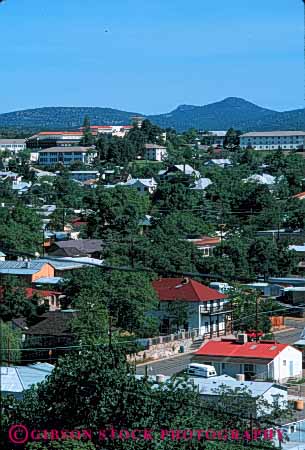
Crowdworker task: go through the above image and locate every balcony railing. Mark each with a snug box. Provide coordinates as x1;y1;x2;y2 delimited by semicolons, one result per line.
200;304;232;315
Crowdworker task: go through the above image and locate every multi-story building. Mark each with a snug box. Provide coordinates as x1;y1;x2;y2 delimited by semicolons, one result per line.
27;132;84;150
144;143;168;161
38;146;96;166
240;131;305;151
81;125;132;138
0;139;26;153
152;277;232;338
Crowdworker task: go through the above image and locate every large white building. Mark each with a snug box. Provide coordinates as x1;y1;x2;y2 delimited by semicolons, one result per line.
0;139;26;153
240;131;305;151
38;147;96;166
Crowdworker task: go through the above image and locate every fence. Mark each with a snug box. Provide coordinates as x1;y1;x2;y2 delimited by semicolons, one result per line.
136;328;200;350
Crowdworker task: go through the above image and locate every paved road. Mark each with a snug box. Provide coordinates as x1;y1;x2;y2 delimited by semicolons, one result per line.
275;318;304;345
136;353;193;376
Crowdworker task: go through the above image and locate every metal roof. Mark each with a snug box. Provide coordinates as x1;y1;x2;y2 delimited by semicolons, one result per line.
1;363;54;394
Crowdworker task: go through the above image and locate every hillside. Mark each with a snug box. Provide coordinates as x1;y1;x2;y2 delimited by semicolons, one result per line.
0;98;304;132
0;106;141;130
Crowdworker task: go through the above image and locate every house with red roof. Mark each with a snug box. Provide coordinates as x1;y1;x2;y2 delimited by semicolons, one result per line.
152;277;232;338
192;337;302;383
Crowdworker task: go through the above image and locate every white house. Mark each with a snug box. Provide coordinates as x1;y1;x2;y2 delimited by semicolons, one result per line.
152;277;232;338
193;338;303;383
240;131;305;151
144;144;167;161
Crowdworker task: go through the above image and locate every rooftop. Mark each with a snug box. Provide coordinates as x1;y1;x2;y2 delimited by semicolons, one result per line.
152;278;227;302
241;131;305;137
194;339;290;360
1;363;54;395
39;146;94;154
0;260;53;275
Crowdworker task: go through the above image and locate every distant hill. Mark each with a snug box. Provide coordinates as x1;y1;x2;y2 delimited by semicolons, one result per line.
0;107;141;131
0;98;304;132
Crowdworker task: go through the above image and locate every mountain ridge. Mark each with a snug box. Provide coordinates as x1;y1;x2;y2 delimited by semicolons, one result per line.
0;98;304;132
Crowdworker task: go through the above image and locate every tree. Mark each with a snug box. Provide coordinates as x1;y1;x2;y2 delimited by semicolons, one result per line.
80;116;95;146
2;347;276;450
71;289;109;344
231;289;284;334
223;128;241;150
0;321;22;364
0;203;43;253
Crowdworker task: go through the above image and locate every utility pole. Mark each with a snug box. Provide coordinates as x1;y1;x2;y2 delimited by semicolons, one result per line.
255;294;259;343
108;317;112;347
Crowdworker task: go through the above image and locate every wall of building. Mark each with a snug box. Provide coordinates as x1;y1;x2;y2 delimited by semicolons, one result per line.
32;264;55;282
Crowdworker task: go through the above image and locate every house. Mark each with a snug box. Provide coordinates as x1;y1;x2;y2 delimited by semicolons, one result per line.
204;159;232;168
192;337;303;382
1;363;54;399
0;171;22;182
144;144;167;161
240;131;305;151
243;173;279;187
12;180;32;195
152;277;232;338
0;251;6;261
277;287;305;306
56;170;100;182
195;378;288;418
38;146;96;166
190;177;212;191
79;125;132;138
160;164;200;179
0;139;26;154
47;239;106;258
0;286;64;311
124;178;157;194
14;310;77;360
186;236;221;257
198;131;227;148
0;260;55;284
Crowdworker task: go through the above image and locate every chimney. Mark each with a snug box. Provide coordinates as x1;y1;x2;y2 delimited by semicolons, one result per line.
237;333;248;345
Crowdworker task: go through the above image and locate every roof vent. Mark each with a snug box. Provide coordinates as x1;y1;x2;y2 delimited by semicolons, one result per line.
181;277;190;285
237;334;248;345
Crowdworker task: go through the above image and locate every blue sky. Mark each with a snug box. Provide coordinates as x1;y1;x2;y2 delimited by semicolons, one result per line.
0;0;303;114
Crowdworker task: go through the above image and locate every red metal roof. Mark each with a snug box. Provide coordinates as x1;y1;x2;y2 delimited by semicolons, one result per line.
194;340;289;360
152;278;227;302
191;236;221;246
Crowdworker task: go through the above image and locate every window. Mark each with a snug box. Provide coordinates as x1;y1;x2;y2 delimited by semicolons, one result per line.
283;360;286;366
222;363;226;370
244;364;255;372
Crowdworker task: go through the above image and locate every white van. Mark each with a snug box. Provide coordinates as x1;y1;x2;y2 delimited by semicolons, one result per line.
186;363;217;378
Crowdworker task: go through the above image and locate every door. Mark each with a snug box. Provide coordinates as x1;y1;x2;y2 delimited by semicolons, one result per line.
289;361;294;377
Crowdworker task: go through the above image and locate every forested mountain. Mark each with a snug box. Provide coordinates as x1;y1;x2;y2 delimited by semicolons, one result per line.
0;98;304;132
